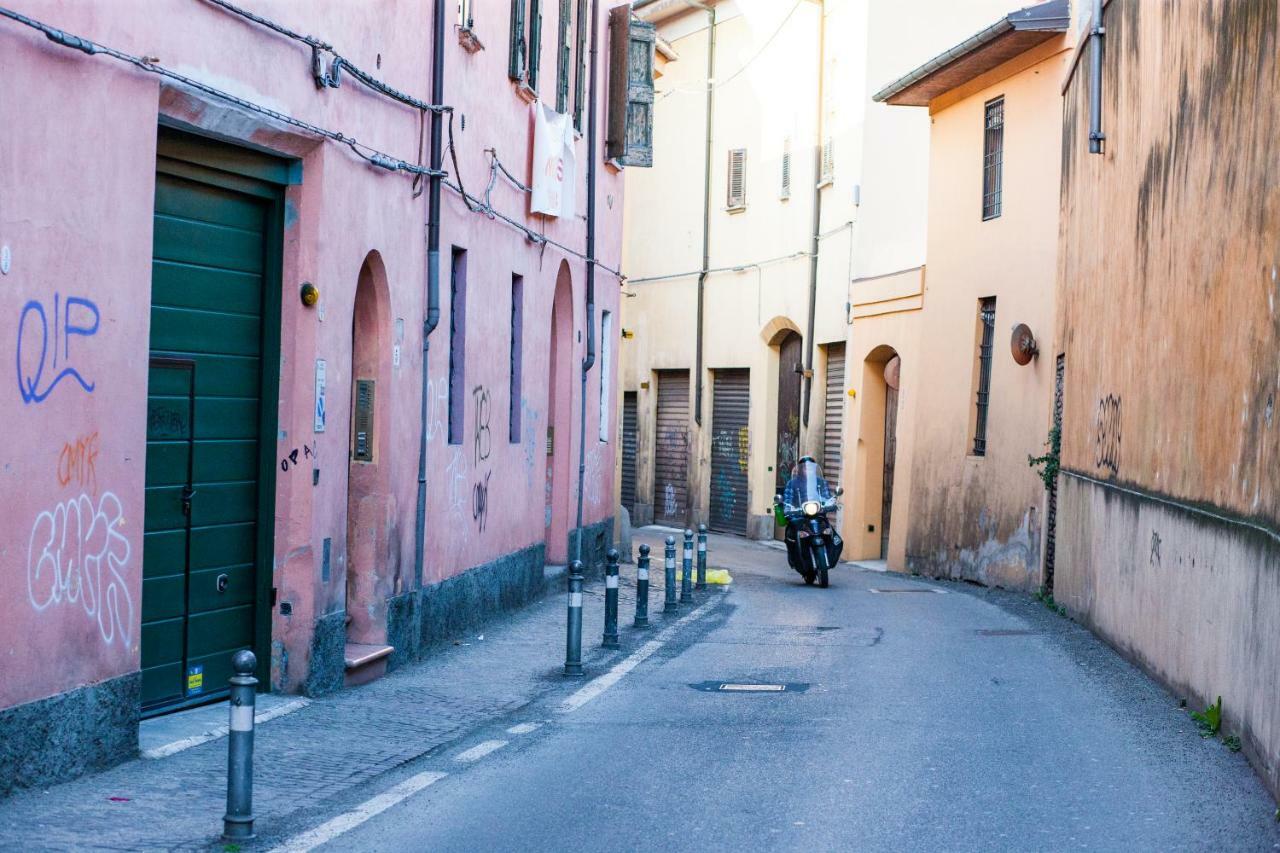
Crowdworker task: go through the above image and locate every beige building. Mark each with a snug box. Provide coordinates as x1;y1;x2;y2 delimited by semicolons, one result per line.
871;0;1072;583
618;0;1011;546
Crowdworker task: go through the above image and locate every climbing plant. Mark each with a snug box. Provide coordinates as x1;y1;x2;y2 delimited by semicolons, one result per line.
1027;424;1061;490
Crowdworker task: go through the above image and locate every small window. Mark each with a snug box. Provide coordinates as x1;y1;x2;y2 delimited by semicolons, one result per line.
982;97;1004;220
726;148;747;210
599;311;613;442
448;248;467;445
780;138;792;200
510;274;524;443
972;297;996;455
820;136;834;185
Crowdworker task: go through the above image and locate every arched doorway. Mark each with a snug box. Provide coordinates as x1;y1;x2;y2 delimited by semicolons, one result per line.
857;346;900;560
773;330;803;540
544;262;573;565
345;253;394;653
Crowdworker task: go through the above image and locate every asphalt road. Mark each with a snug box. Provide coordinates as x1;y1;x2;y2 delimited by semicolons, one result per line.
299;531;1280;852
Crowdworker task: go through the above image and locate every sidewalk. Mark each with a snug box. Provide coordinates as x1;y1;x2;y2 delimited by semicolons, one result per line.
0;549;712;852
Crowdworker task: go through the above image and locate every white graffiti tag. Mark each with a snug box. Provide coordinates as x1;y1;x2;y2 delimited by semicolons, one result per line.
27;492;135;646
664;483;677;517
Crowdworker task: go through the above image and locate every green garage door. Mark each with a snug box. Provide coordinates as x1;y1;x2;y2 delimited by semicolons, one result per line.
142;137;281;712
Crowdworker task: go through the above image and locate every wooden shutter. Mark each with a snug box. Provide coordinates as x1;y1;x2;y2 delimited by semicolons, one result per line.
509;0;527;80
556;0;573;112
573;0;588;128
528;0;543;90
780;138;791;200
727;148;746;209
607;6;656;166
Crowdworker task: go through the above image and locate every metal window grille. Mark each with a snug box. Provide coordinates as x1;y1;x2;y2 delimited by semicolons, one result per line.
972;297;996;455
982;97;1004;219
780;138;791;200
727;148;747;209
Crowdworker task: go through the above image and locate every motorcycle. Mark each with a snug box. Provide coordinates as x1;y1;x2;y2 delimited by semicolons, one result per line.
773;458;844;587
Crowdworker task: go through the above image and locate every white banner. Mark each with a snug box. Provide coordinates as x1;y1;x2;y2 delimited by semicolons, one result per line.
530;102;577;219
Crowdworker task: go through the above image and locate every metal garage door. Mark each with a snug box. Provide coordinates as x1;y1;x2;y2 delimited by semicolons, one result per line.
652;370;690;526
620;391;638;518
823;343;845;487
709;369;749;534
142;132;281;713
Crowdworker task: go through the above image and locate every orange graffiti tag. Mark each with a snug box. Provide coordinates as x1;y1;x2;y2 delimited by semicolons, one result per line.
57;431;99;495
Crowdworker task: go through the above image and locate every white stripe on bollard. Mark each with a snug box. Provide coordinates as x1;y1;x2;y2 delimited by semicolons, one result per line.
230;704;254;733
606;575;619;588
569;592;583;607
638;567;648;580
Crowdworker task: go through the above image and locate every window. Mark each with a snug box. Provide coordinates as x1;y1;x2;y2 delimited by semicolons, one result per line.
599;311;613;441
819;136;834;185
510;274;524;443
606;6;656;166
972;297;996;455
509;0;543;91
982;97;1004;219
780;138;791;200
726;148;747;210
555;0;573;113
572;0;588;129
448;248;467;445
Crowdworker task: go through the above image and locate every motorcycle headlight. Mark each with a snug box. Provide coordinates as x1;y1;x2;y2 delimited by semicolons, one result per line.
802;500;820;516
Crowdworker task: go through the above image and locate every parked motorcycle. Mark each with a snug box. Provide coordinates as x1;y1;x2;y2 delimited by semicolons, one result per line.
773;457;844;587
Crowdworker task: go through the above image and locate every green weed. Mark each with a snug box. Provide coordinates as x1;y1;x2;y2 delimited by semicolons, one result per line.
1223;735;1242;753
1027;425;1061;491
1190;696;1222;737
1035;586;1069;617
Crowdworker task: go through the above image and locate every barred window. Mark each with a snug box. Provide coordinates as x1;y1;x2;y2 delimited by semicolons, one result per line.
982;97;1004;220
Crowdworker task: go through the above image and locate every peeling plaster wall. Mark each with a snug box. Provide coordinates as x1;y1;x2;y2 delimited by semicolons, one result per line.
1055;0;1280;800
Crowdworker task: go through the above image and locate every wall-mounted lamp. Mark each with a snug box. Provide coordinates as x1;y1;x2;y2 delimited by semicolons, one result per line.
621;328;635;339
300;282;320;307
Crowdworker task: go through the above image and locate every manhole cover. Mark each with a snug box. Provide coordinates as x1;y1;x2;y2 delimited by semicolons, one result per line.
689;681;810;693
975;628;1037;636
868;588;945;594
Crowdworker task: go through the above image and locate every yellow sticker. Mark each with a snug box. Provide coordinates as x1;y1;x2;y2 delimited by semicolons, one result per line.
187;670;203;691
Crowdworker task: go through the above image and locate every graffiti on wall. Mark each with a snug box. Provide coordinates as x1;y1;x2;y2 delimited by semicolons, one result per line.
57;431;100;495
27;491;135;646
16;294;100;404
472;385;492;464
1094;394;1122;476
472;470;491;533
280;443;315;472
425;376;449;442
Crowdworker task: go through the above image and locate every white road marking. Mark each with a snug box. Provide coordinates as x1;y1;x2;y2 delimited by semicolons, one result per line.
141;698;312;759
558;598;719;714
268;770;447;852
454;739;509;762
506;721;543;735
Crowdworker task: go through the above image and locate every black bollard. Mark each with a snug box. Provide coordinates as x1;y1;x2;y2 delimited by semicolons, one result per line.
634;544;651;627
564;560;585;676
222;650;258;842
663;535;678;613
696;523;709;590
602;549;621;649
680;529;694;604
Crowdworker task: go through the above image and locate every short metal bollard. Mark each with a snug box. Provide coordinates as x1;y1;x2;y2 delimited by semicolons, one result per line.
696;523;709;590
663;535;678;613
222;649;258;842
564;560;585;676
602;549;621;649
634;543;651;627
680;529;694;604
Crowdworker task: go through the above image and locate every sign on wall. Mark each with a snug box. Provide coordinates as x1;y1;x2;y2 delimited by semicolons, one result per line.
314;359;327;433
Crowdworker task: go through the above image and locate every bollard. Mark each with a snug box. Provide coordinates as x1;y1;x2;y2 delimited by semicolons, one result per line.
222;649;258;842
663;535;678;613
680;529;694;604
602;549;621;649
696;523;708;590
564;560;585;676
634;544;651;627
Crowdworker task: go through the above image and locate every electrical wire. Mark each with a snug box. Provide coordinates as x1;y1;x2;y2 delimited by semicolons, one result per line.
627;249;810;285
656;0;803;101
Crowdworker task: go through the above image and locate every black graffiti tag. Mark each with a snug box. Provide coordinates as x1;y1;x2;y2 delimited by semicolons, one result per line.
472;470;491;533
280;444;315;472
473;385;492;465
1094;394;1121;477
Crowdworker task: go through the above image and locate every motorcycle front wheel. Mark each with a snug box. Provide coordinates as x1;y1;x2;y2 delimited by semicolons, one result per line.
813;547;830;588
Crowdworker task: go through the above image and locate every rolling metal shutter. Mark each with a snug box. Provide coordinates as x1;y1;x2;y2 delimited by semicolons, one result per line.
652;370;690;526
620;391;638;517
823;343;845;487
709;369;750;534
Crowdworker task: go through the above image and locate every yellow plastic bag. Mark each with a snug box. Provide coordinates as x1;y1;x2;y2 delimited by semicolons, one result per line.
675;568;732;585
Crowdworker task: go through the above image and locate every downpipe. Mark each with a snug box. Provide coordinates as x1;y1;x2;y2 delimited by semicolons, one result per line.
414;0;446;589
1088;0;1105;154
573;0;600;564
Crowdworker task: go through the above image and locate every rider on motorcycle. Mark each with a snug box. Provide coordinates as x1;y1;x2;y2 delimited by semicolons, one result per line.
780;456;834;572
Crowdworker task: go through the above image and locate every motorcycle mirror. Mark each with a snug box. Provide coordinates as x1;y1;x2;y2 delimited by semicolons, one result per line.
835;486;844;497
774;494;782;504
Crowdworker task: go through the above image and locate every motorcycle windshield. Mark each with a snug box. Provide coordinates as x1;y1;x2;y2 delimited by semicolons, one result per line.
793;459;828;501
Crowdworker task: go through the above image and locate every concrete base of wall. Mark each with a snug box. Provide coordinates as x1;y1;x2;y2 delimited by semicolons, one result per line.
304;610;348;698
905;505;1043;593
569;517;614;579
385;590;420;672
1057;472;1280;801
418;542;548;648
0;672;139;797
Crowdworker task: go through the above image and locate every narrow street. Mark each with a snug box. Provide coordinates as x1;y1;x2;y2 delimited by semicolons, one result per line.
274;531;1279;852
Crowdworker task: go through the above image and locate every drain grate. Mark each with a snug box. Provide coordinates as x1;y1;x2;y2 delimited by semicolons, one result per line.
690;681;810;693
867;587;946;594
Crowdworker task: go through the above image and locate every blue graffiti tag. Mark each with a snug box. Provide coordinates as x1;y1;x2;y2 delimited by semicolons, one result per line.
16;294;99;404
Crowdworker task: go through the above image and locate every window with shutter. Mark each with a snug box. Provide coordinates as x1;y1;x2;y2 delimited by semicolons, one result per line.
509;0;527;80
780;137;791;200
820;136;834;184
527;0;543;92
606;6;656;166
572;0;588;129
556;0;573;113
726;148;747;210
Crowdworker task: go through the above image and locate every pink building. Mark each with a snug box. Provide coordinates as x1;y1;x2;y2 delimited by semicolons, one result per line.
0;0;648;792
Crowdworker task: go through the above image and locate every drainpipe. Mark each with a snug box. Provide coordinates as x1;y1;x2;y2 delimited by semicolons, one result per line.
414;0;446;589
573;0;600;562
693;1;716;428
802;0;825;429
1087;0;1105;154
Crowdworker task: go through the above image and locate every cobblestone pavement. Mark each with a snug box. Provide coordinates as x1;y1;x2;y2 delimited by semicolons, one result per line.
0;546;715;852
